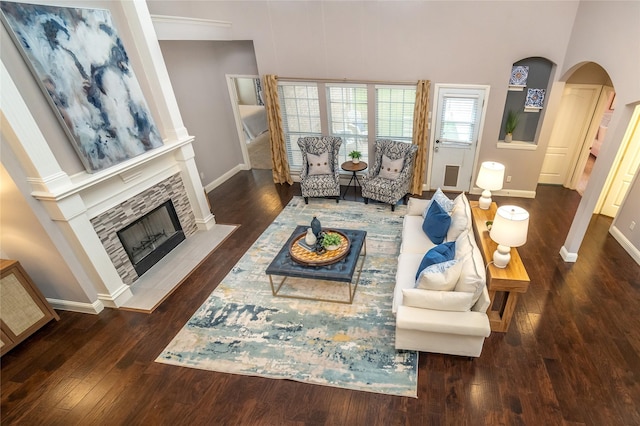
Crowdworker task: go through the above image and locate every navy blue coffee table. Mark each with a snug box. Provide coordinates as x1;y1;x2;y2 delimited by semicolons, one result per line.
265;225;367;304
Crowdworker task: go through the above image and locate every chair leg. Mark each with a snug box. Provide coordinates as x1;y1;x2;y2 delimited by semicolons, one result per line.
391;204;396;212
364;198;369;204
304;197;309;204
336;197;339;203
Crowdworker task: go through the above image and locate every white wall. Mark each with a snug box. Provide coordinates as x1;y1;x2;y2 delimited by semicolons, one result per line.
159;40;259;186
0;146;96;304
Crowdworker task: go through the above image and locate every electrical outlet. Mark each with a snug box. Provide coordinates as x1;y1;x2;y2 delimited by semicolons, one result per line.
506;176;512;183
631;221;636;231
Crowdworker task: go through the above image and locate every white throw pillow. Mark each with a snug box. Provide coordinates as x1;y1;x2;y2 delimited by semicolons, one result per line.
446;192;469;242
307;151;331;175
402;288;475;312
378;155;403;180
415;259;463;291
454;230;485;303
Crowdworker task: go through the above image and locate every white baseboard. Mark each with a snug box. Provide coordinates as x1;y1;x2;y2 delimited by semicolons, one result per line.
47;298;105;314
609;225;640;265
203;164;247;193
559;245;578;262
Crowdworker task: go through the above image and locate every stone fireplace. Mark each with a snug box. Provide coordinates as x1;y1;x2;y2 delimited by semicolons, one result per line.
90;173;198;285
1;1;217;314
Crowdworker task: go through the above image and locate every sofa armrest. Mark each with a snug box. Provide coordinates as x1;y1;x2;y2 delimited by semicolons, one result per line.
396;305;491;337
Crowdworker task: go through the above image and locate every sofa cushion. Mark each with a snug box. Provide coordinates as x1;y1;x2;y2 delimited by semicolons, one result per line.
416;259;462;291
422;201;451;244
378;154;404;180
415;242;455;280
401;216;436;254
396;305;491;337
402;288;475;312
307;151;331;175
407;197;430;216
393;253;424;313
446;193;470;242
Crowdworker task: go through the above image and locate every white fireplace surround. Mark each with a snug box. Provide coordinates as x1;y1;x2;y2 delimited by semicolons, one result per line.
0;2;217;312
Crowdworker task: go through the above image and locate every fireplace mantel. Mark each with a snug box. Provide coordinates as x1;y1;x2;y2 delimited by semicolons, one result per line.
30;136;194;204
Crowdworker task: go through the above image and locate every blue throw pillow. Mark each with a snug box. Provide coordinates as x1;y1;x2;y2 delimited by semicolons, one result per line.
422;200;451;244
415;242;456;281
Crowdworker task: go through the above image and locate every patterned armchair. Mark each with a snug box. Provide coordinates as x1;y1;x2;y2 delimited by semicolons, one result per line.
298;136;342;204
362;139;418;211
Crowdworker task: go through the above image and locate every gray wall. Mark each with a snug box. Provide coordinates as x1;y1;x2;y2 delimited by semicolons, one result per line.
562;0;640;255
147;0;579;192
159;40;259;185
148;0;640;258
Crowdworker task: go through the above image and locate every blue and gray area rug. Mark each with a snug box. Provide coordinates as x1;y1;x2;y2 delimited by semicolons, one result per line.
156;197;418;397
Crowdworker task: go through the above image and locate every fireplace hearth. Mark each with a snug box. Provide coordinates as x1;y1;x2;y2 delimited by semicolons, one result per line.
117;200;185;277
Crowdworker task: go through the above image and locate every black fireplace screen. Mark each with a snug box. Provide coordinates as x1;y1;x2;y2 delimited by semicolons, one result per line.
116;200;185;277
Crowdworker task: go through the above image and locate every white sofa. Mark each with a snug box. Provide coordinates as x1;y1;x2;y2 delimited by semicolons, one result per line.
393;191;491;357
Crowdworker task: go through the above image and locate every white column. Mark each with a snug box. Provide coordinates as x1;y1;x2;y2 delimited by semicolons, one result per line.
37;195;133;307
174;143;216;230
561;106;632;262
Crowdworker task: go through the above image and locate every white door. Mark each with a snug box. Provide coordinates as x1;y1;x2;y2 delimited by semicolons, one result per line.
429;86;487;191
539;84;602;185
600;105;640;218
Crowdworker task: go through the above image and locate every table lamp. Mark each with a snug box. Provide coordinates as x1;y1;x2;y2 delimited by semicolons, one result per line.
489;205;529;268
476;161;505;209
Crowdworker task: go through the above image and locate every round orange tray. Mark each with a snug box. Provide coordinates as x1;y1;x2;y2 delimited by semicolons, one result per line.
289;230;351;266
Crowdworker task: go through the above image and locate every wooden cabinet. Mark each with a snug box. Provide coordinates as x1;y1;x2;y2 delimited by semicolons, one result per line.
0;259;59;356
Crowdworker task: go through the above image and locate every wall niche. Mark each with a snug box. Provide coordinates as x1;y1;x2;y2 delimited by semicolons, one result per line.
500;57;553;143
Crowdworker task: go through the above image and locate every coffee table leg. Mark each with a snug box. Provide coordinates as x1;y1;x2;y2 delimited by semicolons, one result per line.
269;274;288;296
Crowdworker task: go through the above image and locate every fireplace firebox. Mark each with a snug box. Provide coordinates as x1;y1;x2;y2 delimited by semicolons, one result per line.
116;200;185;277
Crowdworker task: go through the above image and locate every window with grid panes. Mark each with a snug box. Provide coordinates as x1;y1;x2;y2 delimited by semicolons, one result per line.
375;86;416;143
326;84;369;164
278;83;321;169
277;80;417;172
438;94;479;144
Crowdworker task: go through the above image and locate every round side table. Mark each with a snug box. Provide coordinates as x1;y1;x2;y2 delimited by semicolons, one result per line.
341;161;368;199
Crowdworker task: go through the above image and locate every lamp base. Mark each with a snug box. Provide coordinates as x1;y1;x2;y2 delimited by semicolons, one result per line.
478;190;492;210
493;244;511;268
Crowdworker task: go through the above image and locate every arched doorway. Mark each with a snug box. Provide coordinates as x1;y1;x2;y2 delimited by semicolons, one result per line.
539;62;614;195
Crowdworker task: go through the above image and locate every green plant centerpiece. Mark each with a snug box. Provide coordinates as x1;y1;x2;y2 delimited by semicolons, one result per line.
504;110;520;142
349;150;362;164
321;232;342;250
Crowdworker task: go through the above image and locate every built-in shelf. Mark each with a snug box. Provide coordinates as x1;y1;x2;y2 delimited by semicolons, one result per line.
497;141;538;151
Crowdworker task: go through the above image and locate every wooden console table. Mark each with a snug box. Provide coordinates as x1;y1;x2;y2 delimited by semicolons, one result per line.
469;201;530;332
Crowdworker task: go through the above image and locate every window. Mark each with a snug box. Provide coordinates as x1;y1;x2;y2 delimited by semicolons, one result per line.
278;80;417;172
435;89;483;145
376;86;416;143
327;84;368;164
278;82;321;169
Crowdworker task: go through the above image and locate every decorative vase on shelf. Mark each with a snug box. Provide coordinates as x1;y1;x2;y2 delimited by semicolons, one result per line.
305;228;317;246
311;216;321;237
505;133;513;143
352;158;360;164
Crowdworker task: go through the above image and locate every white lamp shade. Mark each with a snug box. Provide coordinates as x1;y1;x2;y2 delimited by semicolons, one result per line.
489;205;529;247
476;161;505;191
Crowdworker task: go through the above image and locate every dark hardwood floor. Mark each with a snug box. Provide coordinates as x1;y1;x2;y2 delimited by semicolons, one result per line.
2;169;640;425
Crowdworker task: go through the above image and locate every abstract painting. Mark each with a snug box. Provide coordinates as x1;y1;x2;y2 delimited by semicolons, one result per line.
0;1;163;173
